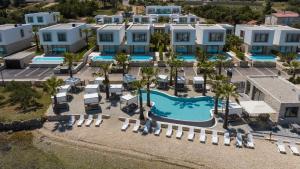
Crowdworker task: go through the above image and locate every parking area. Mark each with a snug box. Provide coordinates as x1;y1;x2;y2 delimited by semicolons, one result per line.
1;67;54;80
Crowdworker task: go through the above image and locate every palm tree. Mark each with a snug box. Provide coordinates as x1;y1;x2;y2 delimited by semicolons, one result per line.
198;61;215;96
98;63;111;99
115;52;129;76
285;53;297;64
167;49;176;86
63;52;79;78
215;54;227;75
141;67;157;106
132;79;146;120
209;74;227;115
219;83;239;129
289;61;300;82
43;76;64;113
81;28;91;49
33;27;40;52
172;59;183;96
196;47;206;62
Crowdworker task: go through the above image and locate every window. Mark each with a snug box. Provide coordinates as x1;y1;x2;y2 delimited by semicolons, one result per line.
134;18;140;23
104;17;112;24
254;33;269;43
133;46;145;53
27;16;34;23
0;33;2;42
20;29;24;38
285;34;300;43
37;16;44;23
99;33;113;42
240;30;245;38
190;18;195;23
103;46;116;54
42;33;52;42
179;17;187;23
79;29;82;38
133;33;147;42
114;18;119;23
209;32;224;42
175;32;190;42
57;33;67;42
141;17;149;23
285;107;299;118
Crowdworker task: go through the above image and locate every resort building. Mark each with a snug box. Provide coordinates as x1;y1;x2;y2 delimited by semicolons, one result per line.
151;23;168;34
25;12;60;28
126;24;151;54
195;24;226;54
97;24;126;54
245;75;300;124
170;14;198;24
39;23;88;54
145;6;181;16
95;15;123;24
265;11;300;26
235;25;275;55
219;24;234;35
170;24;196;54
132;15;158;24
266;25;300;54
0;24;33;57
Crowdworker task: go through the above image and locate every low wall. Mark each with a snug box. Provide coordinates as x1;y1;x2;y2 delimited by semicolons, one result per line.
252;61;276;68
129;61;154;67
0;118;45;131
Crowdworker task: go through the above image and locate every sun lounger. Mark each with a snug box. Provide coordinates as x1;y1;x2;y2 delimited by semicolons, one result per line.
246;133;254;149
77;115;85;127
133;120;140;133
289;143;300;156
224;132;230;146
95;115;102;127
176;125;183;139
67;115;76;127
188;127;195;141
85;115;93;126
199;128;206;143
212;131;218;145
154;122;161;136
121;118;130;131
276;140;286;154
236;133;243;148
166;124;173;137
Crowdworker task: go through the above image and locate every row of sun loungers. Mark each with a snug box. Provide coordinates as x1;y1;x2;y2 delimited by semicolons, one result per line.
276;140;300;156
68;115;103;127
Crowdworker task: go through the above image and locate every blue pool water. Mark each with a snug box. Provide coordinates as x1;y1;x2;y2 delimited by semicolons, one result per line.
141;90;215;122
32;57;64;63
208;55;232;62
177;55;196;62
91;55;115;61
249;55;277;61
130;55;153;61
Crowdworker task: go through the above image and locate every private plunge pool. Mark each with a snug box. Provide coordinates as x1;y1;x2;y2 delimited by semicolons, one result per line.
177;55;197;62
208;54;232;62
130;55;153;62
248;54;277;62
141;90;217;127
91;55;115;62
32;56;64;64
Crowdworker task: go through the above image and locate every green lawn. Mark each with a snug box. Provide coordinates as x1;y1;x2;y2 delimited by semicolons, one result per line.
0;87;51;123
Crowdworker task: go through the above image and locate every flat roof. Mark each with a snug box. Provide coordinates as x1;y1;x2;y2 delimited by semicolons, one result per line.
4;51;34;60
127;24;150;30
25;12;59;15
265;25;300;31
170;24;195;30
196;24;225;30
0;24;29;30
247;75;300;103
243;25;273;31
99;24;124;30
273;11;299;18
41;23;85;30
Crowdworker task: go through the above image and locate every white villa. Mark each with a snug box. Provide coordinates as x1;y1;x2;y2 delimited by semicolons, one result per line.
196;24;226;54
219;24;234;35
170;24;196;54
0;24;33;57
39;23;88;54
25;12;60;27
133;15;158;24
146;6;181;16
95;15;123;24
235;25;275;55
126;24;151;54
170;14;198;24
97;24;126;54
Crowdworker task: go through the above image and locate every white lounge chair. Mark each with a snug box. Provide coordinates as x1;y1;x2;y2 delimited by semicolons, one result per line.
246;133;254;149
236;133;243;148
212;131;218;145
276;140;286;154
121;118;130;131
132;120;140;132
289;142;300;156
224;132;230;146
176;125;183;139
188;127;195;141
95;115;102;127
85;115;93;126
67;115;76;127
199;128;206;143
154;122;161;136
166;124;173;137
77;115;85;127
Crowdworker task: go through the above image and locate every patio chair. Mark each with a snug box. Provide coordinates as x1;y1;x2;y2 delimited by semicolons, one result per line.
77;115;85;127
246;133;255;149
166;123;173;137
236;133;243;148
289;142;300;156
121;118;130;131
224;131;230;146
132;120;140;133
67;115;76;127
176;125;183;139
276;140;286;154
199;128;206;143
143;119;151;134
95;115;102;127
85;115;93;127
188;127;195;141
154;122;161;136
212;130;218;145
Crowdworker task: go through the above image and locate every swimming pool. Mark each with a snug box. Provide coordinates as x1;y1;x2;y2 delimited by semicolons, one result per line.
91;55;115;62
208;54;232;62
142;90;217;125
130;55;153;62
249;55;277;62
177;55;197;62
32;56;64;64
